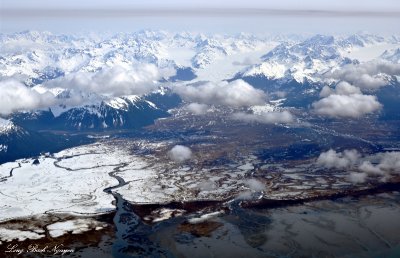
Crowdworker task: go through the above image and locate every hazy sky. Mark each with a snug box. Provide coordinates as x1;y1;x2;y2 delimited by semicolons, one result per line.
3;0;400;11
1;0;399;34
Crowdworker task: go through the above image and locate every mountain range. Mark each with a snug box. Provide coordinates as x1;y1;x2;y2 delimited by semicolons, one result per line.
1;30;400;162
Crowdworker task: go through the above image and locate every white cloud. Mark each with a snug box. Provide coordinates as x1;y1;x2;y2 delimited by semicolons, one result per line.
334;81;362;95
348;172;367;184
46;64;169;97
0;79;56;115
378;152;400;172
319;86;334;98
312;93;381;118
317;149;360;169
236;179;265;200
358;161;384;176
357;152;400;176
326;61;400;90
236;191;253;200
273;91;287;98
197;180;217;191
314;81;382;118
317;149;400;183
185;103;209;115
246;179;265;192
231;110;294;124
320;81;362;98
168;145;192;162
174;79;267;108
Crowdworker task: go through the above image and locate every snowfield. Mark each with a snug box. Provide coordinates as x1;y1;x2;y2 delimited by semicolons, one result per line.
0;143;121;222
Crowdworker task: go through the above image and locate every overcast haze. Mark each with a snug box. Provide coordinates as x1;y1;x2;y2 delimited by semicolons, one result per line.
3;0;400;11
1;0;399;34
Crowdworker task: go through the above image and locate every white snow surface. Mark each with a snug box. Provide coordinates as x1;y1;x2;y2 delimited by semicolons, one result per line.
1;31;399;88
46;218;107;238
0;140;262;225
105;95;141;111
0;118;18;135
0;228;45;243
0;142;127;222
341;43;399;62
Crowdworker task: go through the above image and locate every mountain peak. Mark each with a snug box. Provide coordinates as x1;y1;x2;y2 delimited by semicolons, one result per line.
0;118;19;135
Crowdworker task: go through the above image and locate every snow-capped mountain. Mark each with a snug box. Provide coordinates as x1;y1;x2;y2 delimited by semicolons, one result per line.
53;95;166;130
1;31;398;85
238;33;400;84
0;118;23;136
0;30;275;133
381;48;400;63
0;117;53;163
0;118;26;157
0;116;96;163
0;30;275;85
10;90;180;131
240;35;357;83
1;30;399;133
338;33;385;49
0;30;399;164
191;34;268;68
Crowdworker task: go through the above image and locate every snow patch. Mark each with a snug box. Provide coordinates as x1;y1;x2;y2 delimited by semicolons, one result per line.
47;218;107;238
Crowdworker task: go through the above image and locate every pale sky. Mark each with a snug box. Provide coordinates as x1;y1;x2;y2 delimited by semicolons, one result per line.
1;0;399;34
2;0;400;11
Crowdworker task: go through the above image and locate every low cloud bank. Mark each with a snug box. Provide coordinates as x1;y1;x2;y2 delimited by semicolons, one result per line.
1;64;173;115
0;79;56;115
313;81;382;118
312;93;381;118
319;81;361;97
314;60;400;118
47;64;169;97
174;79;267;108
317;149;361;169
317;149;400;183
326;61;400;90
232;110;294;124
237;178;265;200
246;179;265;192
185;103;209;115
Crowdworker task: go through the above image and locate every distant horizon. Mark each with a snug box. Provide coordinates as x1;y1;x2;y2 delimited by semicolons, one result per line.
3;0;400;12
0;28;398;38
3;7;400;18
1;1;399;35
1;16;399;35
